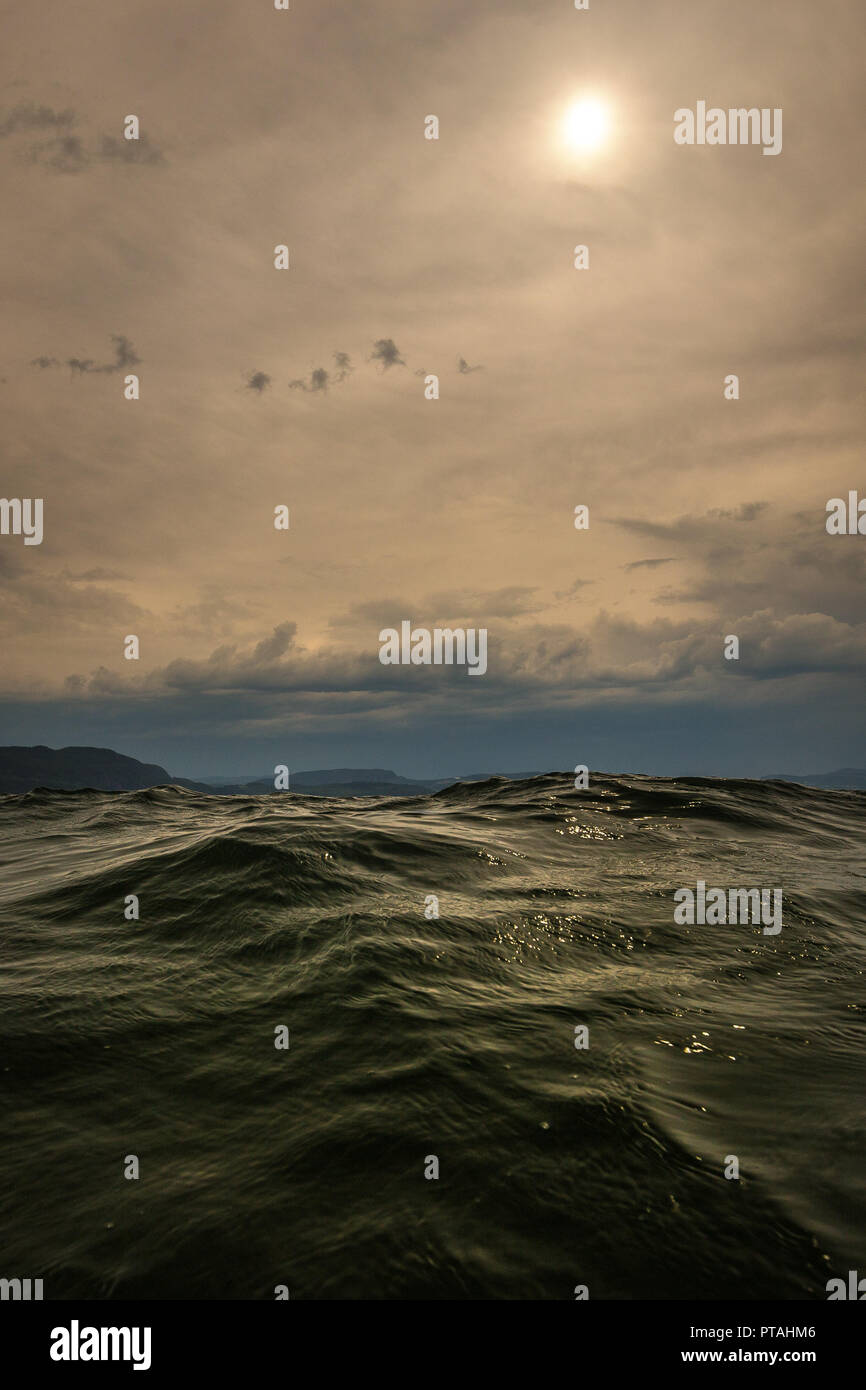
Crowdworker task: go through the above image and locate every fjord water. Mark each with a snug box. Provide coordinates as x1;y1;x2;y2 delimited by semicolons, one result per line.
1;774;864;1301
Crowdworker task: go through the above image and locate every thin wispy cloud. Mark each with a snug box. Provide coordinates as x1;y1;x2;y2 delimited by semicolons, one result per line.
2;103;166;172
31;335;140;375
0;103;75;137
624;557;676;572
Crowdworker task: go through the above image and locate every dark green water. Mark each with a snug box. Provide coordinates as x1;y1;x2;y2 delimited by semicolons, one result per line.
1;774;864;1299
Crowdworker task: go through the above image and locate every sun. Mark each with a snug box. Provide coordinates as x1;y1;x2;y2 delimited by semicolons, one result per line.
563;98;610;153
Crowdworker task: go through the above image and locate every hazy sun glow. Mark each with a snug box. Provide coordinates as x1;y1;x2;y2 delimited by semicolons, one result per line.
563;99;610;152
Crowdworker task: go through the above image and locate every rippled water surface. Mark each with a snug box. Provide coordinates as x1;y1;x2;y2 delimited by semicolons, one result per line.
1;774;864;1299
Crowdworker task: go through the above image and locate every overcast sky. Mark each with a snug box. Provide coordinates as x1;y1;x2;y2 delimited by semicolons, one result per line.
1;0;864;778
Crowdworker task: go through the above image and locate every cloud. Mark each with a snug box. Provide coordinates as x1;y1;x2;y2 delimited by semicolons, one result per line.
424;585;541;619
44;596;866;740
170;589;256;640
27;133;89;173
615;502;769;542
330;586;544;630
250;623;297;662
0;563;150;647
0;104;75;138
284;343;479;391
289;352;352;393
11;105;165;172
553;579;594;600
708;502;767;523
66;621;372;699
70;336;140;374
245;370;271;393
97;134;164;166
62;568;133;583
32;335;141;375
289;366;330;393
624;557;676;572
333;351;353;382
369;337;405;371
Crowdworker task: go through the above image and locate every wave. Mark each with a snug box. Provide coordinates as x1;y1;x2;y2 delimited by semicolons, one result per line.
0;773;864;1298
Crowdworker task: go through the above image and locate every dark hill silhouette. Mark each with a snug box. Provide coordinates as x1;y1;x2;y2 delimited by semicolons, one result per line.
1;745;865;796
0;745;208;794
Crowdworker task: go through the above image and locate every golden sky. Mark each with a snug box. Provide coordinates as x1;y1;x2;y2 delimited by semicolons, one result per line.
1;0;864;776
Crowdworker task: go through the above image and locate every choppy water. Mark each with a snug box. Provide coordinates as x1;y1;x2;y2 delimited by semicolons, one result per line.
1;773;864;1300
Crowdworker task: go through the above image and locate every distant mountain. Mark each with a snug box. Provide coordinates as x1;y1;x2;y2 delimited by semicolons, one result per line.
0;745;209;794
459;770;546;781
3;746;864;798
196;768;456;796
0;747;443;798
764;769;866;790
291;768;407;786
219;772;444;797
199;768;410;787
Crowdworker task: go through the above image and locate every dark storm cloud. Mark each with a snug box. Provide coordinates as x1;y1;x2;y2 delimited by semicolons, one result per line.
251;623;297;662
369;338;405;371
245;370;271;393
30;355;59;369
66;622;385;699
62;608;866;706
